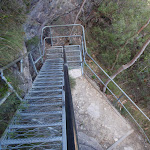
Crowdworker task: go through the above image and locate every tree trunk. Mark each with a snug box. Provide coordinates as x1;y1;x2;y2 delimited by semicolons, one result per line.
110;17;150;70
103;38;150;92
70;0;87;35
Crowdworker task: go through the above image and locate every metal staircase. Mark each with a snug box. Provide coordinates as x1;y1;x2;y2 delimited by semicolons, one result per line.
0;24;150;149
1;47;67;149
46;45;82;69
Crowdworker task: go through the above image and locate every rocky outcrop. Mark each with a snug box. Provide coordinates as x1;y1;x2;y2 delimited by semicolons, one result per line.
24;0;81;40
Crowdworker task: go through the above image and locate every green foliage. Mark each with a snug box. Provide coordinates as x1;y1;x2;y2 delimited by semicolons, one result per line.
0;80;8;99
5;70;23;95
88;0;150;70
91;75;96;79
23;0;31;12
86;0;150;105
0;0;26;67
0;94;20;137
26;36;40;51
69;76;76;89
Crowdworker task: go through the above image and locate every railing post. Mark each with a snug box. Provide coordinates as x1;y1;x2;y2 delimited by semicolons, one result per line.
43;39;46;56
49;27;53;46
29;53;38;75
20;59;23;73
81;36;85;75
38;44;43;63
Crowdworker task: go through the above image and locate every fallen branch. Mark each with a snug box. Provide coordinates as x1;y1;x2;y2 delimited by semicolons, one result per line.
103;38;150;92
70;0;87;35
111;17;150;70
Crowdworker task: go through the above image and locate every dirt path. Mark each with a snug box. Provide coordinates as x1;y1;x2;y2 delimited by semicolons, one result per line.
70;71;150;150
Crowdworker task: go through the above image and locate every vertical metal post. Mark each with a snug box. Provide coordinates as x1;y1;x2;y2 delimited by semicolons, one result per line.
29;53;38;75
38;44;43;63
81;36;85;75
49;27;53;46
20;59;23;73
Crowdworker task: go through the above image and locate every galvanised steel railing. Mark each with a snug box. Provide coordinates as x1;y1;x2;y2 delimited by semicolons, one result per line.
41;24;150;143
0;44;43;106
63;46;79;150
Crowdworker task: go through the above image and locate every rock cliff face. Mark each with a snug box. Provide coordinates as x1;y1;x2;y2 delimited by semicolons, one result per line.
20;44;32;93
24;0;82;40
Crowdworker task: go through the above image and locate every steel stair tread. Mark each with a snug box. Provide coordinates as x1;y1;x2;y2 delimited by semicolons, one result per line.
1;137;62;145
23;102;62;107
9;122;62;129
29;89;62;93
67;60;82;63
25;95;62;99
32;85;63;88
18;111;62;116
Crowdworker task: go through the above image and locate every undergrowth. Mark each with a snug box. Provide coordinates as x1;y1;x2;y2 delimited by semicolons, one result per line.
69;76;76;89
0;94;20;137
0;0;26;67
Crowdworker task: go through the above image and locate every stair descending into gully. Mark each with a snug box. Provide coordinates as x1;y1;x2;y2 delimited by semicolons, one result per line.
0;47;67;150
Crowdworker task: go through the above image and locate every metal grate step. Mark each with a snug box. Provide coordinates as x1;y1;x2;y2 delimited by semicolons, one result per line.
0;54;66;149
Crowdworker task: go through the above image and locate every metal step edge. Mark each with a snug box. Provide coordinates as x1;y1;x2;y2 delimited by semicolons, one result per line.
38;73;64;75
33;81;62;83
46;54;63;55
25;99;62;103
34;79;63;82
46;48;63;50
67;61;82;63
9;122;62;129
39;72;64;75
18;111;62;116
64;45;80;47
32;85;63;88
28;89;62;93
44;61;63;62
40;69;63;71
1;136;62;145
66;56;81;58
23;102;62;107
39;71;63;73
67;59;81;61
41;67;63;69
44;61;63;63
65;48;80;50
45;59;63;62
41;65;63;66
37;75;63;77
45;59;63;61
25;95;62;99
42;64;63;65
36;76;63;80
35;77;63;80
66;50;80;52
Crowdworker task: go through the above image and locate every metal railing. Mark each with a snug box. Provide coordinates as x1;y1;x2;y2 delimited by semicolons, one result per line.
0;44;43;106
41;24;150;143
63;47;79;150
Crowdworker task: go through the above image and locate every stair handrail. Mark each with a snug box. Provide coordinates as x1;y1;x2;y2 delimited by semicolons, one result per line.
0;44;43;73
0;44;43;106
63;46;79;150
41;24;150;143
80;28;150;143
